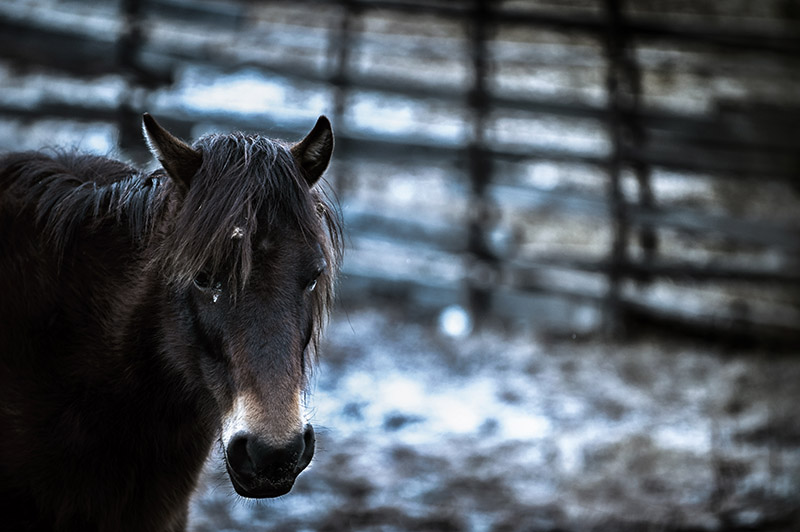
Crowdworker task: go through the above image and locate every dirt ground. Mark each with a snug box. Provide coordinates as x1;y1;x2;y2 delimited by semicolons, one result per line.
188;306;800;532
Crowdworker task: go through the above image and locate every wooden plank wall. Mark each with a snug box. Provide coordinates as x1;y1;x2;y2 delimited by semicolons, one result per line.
1;0;799;344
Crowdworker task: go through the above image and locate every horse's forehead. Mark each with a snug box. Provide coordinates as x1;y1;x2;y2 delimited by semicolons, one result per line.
254;230;323;258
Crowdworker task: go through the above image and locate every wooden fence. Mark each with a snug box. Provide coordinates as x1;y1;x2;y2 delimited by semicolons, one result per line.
1;0;800;345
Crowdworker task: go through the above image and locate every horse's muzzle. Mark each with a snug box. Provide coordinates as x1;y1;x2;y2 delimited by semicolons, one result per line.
225;424;315;498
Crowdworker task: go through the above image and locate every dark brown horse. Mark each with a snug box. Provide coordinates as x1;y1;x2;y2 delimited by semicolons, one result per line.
0;114;341;531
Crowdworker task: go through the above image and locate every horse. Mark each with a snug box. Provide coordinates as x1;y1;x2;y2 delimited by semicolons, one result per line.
0;113;342;531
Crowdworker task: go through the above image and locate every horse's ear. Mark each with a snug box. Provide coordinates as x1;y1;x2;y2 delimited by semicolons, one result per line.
142;113;202;189
291;115;333;188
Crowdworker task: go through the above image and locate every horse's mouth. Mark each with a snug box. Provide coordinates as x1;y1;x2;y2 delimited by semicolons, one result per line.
226;466;296;499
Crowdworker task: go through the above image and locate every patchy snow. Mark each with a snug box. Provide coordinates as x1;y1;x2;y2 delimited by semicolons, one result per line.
189;306;800;532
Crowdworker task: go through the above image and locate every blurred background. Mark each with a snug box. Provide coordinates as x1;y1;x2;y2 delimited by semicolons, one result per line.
1;0;800;530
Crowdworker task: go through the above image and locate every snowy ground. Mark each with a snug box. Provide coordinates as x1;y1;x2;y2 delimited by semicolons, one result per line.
188;306;800;532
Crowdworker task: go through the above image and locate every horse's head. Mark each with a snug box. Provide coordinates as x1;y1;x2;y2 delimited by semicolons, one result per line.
142;114;340;498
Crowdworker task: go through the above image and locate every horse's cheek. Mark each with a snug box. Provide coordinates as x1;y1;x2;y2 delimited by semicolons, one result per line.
169;294;235;417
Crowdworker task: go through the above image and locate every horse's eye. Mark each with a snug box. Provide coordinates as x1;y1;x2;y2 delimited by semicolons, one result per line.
306;267;324;293
193;270;213;290
306;278;318;293
305;258;326;294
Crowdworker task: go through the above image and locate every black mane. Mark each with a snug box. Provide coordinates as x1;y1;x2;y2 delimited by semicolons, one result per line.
1;150;169;259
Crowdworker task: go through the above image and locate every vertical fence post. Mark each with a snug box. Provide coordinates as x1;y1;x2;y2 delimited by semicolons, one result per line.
611;1;657;281
603;0;628;337
465;0;498;325
328;0;358;198
117;0;145;162
602;0;653;336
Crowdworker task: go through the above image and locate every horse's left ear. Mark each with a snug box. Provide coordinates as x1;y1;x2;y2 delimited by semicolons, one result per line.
291;116;333;188
142;113;202;189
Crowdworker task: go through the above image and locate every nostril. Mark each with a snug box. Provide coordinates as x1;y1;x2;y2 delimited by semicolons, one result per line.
226;433;256;477
296;424;315;474
303;424;315;448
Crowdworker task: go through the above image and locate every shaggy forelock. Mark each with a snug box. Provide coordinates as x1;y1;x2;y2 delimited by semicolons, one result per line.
164;133;338;272
158;132;342;360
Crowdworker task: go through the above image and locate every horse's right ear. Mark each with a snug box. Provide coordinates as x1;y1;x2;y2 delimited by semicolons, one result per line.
142;113;202;189
291;116;333;188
